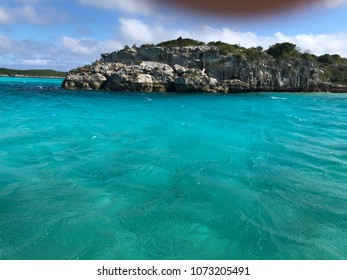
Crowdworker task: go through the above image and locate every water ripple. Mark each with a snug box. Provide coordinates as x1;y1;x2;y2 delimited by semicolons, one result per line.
0;79;346;259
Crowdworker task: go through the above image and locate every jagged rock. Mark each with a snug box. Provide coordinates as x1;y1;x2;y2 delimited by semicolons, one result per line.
139;61;176;91
106;72;153;92
175;69;210;92
62;44;347;93
173;64;187;76
62;72;107;90
225;79;251;93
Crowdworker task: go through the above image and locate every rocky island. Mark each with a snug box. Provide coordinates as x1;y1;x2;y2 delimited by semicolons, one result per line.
62;38;347;93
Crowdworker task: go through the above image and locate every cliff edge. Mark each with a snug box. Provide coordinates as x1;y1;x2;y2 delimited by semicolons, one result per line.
62;39;347;93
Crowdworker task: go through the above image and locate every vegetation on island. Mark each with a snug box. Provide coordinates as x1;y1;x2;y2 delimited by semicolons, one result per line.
0;68;67;78
156;37;205;48
316;54;347;84
141;37;347;85
266;42;300;58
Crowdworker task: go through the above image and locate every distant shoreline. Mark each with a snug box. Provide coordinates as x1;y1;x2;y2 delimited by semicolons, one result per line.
0;68;66;79
0;74;64;79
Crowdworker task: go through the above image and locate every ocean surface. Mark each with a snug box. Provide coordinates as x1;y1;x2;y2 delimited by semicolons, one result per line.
0;77;346;260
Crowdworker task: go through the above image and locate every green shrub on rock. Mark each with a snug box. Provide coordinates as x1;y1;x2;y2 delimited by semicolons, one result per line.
207;41;245;55
157;37;206;48
266;42;300;59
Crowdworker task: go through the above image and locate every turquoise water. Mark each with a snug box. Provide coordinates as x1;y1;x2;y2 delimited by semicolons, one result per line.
0;77;346;260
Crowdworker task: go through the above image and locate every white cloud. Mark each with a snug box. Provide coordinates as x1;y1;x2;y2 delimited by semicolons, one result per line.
117;18;274;48
77;0;154;15
0;6;13;24
0;33;124;70
60;37;101;56
0;34;61;69
0;35;14;50
0;36;60;61
285;33;347;56
189;26;276;48
116;18;347;58
0;4;68;25
118;18;155;43
21;59;52;66
60;36;122;56
117;17;189;44
203;28;347;57
323;0;347;8
18;5;46;25
2;16;347;71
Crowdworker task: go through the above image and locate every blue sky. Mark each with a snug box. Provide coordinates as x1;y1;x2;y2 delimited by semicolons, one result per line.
1;0;347;70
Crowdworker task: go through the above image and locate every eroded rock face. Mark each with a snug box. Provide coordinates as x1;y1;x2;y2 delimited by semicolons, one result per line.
62;45;347;93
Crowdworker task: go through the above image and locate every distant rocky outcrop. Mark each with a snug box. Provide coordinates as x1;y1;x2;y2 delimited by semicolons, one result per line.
62;39;347;93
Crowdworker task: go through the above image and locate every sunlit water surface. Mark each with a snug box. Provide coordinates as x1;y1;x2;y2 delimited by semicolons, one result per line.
0;77;346;259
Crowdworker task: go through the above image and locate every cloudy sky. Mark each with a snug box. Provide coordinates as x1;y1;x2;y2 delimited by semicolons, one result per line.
1;0;347;71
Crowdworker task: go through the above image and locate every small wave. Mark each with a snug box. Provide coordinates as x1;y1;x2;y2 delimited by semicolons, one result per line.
286;114;303;122
180;122;191;127
269;96;288;100
146;97;152;101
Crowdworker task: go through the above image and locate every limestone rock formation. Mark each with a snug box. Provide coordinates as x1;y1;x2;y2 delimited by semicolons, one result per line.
62;44;347;93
